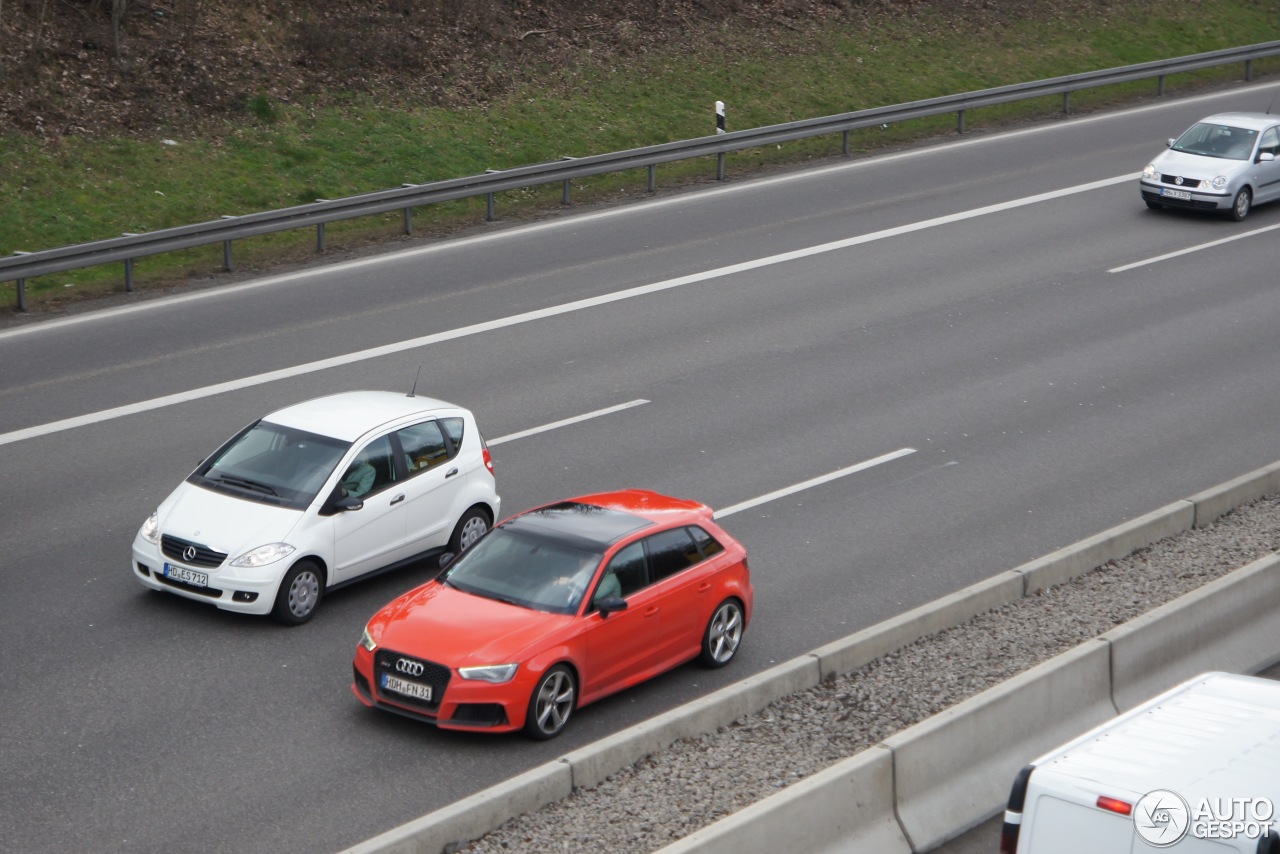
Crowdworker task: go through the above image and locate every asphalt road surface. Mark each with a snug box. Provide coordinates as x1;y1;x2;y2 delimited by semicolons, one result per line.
3;83;1280;853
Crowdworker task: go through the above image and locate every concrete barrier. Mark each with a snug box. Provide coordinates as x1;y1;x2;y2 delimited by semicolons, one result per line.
1014;500;1194;594
1106;552;1280;711
1188;460;1280;527
342;761;572;854
652;746;910;854
811;571;1024;680
882;641;1117;852
562;655;820;790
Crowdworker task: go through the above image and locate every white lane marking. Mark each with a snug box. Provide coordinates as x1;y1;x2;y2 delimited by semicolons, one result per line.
0;175;1135;448
714;448;917;518
1109;221;1280;273
488;399;649;446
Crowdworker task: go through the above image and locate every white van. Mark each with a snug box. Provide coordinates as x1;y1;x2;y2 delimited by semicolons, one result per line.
1000;672;1280;854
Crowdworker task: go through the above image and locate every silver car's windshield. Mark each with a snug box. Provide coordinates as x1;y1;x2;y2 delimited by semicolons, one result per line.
188;420;349;510
442;527;603;615
1171;122;1258;161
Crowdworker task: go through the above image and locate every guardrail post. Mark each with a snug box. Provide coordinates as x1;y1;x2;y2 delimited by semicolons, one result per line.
315;200;329;251
120;234;138;292
717;152;726;180
487;192;496;221
220;216;237;271
1063;91;1071;114
1158;75;1166;96
11;251;31;311
648;164;657;193
957;110;965;134
560;157;577;205
843;130;851;156
401;185;417;234
1246;59;1254;81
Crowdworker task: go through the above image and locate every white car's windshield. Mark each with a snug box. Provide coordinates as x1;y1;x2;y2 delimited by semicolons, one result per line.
1171;122;1258;161
442;527;602;615
189;420;349;510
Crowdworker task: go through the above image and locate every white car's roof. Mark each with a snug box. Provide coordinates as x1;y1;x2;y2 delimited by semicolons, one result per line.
263;390;463;442
1196;112;1280;131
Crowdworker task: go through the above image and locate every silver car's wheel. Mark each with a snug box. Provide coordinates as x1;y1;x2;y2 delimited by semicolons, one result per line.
524;665;575;740
1231;187;1252;221
698;599;744;667
271;560;323;625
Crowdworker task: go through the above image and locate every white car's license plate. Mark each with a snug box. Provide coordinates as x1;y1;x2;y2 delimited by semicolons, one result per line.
381;673;433;702
1161;188;1192;201
164;563;208;587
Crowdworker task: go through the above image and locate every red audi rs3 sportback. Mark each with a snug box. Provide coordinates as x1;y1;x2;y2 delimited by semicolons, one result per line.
352;489;753;739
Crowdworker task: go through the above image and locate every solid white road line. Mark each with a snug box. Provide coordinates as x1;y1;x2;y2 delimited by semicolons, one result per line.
1108;220;1280;273
0;174;1135;449
488;399;649;446
714;447;917;518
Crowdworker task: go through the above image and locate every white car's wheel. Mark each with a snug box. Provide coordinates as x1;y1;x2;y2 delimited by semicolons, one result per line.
442;506;490;566
271;560;323;626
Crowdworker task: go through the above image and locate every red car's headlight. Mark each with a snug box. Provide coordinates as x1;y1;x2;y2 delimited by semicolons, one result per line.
458;664;518;683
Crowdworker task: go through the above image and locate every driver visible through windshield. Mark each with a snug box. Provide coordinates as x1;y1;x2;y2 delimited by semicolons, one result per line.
442;527;603;615
189;420;349;510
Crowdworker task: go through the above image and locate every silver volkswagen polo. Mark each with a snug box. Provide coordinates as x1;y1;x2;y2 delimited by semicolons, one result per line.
1140;111;1280;221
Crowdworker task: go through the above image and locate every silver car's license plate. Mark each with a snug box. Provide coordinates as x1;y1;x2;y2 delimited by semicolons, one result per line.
1161;188;1192;201
163;563;208;587
381;673;433;701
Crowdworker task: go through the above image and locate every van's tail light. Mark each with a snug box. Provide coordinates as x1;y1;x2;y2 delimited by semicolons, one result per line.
483;447;494;476
1097;796;1132;816
999;818;1021;854
1000;765;1035;854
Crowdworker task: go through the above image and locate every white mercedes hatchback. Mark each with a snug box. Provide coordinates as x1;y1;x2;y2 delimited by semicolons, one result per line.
131;391;500;624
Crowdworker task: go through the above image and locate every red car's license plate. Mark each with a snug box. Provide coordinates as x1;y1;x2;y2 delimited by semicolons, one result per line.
381;673;432;701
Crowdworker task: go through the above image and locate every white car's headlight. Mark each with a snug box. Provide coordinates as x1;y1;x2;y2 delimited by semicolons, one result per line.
139;512;160;545
1142;164;1159;180
359;625;378;652
458;664;518;683
229;543;296;568
1212;175;1228;190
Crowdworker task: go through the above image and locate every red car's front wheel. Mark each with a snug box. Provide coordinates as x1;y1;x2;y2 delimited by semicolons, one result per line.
524;665;576;740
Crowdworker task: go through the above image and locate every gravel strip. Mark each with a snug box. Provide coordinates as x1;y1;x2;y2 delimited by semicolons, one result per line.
461;496;1280;853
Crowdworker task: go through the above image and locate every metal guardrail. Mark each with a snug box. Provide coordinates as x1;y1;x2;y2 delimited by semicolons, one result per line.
4;40;1279;311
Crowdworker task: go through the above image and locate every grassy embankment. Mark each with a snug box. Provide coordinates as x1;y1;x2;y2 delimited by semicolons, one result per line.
2;1;1278;312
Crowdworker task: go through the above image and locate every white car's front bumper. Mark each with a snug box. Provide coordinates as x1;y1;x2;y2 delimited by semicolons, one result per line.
131;532;283;616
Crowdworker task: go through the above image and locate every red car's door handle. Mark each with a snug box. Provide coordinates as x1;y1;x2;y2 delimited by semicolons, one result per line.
644;606;660;617
697;582;712;593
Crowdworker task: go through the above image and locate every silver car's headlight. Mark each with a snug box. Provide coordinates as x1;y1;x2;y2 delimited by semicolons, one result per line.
1212;175;1228;190
458;664;519;683
359;625;378;652
139;512;160;545
229;543;296;568
1142;164;1159;180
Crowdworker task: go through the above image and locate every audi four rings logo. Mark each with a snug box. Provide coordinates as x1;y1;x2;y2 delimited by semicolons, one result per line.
395;659;425;677
183;545;198;562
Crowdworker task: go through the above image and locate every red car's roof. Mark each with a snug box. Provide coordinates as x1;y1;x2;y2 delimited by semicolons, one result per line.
564;489;713;524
